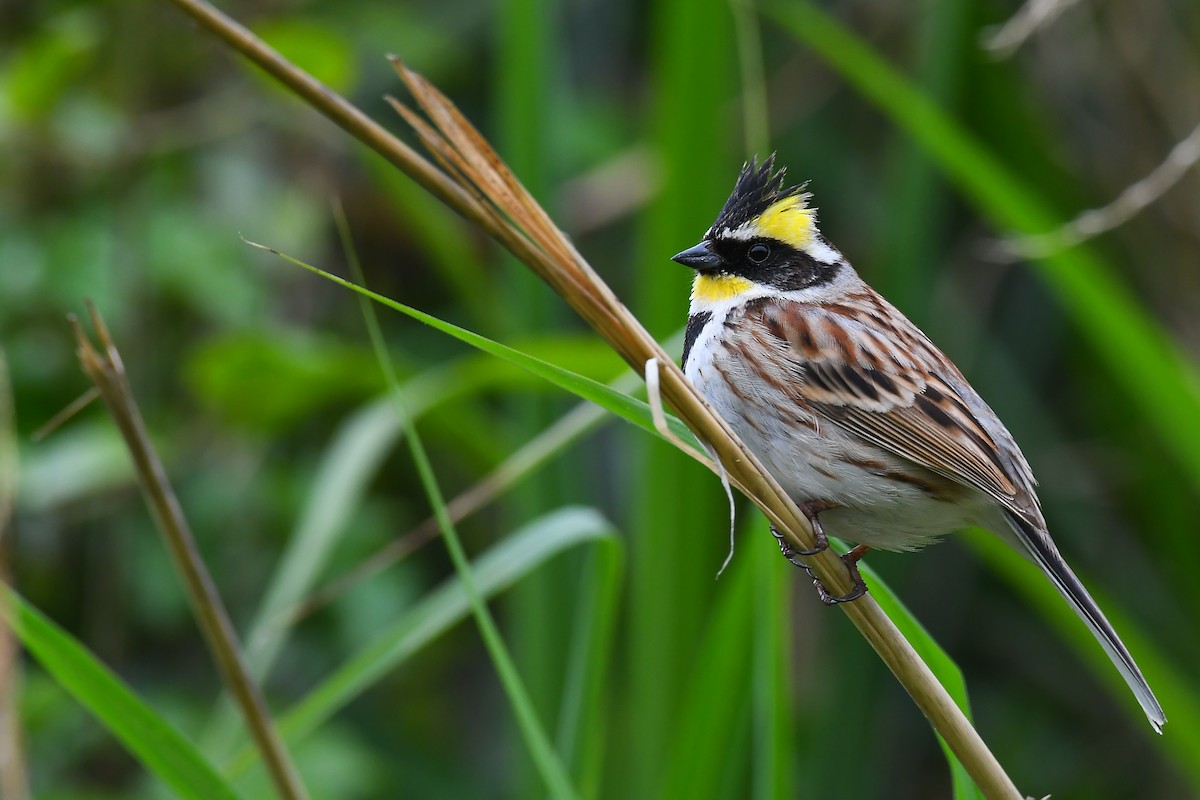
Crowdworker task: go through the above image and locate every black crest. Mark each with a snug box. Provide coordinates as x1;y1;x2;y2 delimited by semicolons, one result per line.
711;154;804;233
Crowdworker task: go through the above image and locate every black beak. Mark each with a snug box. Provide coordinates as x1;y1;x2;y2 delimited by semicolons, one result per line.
671;240;723;271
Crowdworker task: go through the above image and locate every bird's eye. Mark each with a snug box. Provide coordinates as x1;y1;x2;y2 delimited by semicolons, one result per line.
748;243;770;263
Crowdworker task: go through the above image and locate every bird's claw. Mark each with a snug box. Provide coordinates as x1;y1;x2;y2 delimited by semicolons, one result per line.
799;546;869;605
771;501;869;605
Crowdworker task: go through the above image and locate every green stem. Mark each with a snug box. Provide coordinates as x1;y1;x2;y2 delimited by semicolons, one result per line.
336;208;580;800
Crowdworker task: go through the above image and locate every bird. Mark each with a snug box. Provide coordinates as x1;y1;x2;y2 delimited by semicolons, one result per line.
671;154;1166;733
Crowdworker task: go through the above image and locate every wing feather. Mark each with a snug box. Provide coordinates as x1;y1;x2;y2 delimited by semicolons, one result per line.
745;296;1037;518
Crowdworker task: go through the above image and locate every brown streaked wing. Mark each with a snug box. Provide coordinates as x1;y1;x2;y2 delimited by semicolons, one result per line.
745;297;1027;512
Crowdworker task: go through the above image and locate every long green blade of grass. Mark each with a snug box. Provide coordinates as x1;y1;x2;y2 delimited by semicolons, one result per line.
251;244;702;450
348;209;578;799
769;2;1200;494
0;587;245;800
390;424;580;800
226;507;620;775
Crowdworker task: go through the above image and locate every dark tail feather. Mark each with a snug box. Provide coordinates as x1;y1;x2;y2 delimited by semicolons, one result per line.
1005;512;1166;733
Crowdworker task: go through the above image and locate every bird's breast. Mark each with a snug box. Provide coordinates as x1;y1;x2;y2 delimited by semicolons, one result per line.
682;306;981;551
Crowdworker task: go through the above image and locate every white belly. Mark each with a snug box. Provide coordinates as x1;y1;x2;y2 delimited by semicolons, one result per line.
684;318;982;552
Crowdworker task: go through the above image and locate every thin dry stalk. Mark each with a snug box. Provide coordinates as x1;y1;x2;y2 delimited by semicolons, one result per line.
71;305;309;800
995;120;1200;260
393;67;1020;797
31;387;98;442
0;351;30;800
983;0;1082;57
159;1;1023;796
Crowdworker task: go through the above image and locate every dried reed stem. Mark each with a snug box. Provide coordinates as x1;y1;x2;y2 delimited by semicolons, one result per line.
160;1;1022;796
0;351;30;800
72;304;309;800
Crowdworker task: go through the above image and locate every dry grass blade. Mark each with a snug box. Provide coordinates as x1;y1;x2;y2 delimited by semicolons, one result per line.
391;59;637;342
154;1;1021;794
70;304;310;800
31;387;99;443
386;61;1021;797
385;97;517;242
389;58;829;563
0;351;30;800
983;0;1082;57
408;85;530;235
994;120;1200;260
385;90;604;322
393;61;570;263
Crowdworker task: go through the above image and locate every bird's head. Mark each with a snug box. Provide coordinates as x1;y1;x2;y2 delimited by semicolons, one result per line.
672;155;846;310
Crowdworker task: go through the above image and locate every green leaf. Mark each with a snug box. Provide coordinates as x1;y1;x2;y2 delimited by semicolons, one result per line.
352;230;582;800
200;395;405;760
0;587;244;800
203;328;632;758
657;536;983;800
227;506;620;775
253;245;702;450
553;539;625;798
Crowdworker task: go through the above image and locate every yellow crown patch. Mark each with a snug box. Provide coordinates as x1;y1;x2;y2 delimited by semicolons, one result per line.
755;195;814;248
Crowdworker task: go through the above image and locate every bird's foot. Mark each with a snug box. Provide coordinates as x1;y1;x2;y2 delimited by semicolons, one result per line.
801;544;870;605
770;501;869;605
769;500;836;562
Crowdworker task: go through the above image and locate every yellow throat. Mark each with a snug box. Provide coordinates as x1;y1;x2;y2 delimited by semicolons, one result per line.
691;273;753;303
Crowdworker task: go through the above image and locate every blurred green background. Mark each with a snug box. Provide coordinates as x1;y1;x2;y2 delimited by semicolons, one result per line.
2;0;1199;797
